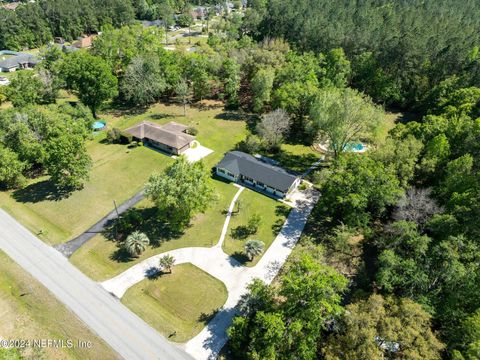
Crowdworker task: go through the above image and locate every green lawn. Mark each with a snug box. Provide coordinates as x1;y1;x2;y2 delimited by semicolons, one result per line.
122;263;227;343
0;140;173;245
0;251;118;360
222;188;291;266
0;102;248;245
70;179;238;281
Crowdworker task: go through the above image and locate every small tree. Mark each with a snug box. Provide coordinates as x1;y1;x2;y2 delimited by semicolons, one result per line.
174;79;190;116
247;213;262;234
145;157;215;230
256;109;291;151
245;240;265;261
159;254;175;274
124;231;150;257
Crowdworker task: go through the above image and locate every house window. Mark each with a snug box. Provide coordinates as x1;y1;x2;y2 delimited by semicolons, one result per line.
218;168;226;174
243;176;254;183
257;181;265;187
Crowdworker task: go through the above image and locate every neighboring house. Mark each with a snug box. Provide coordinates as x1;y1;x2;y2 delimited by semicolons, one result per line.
125;121;195;155
0;51;38;72
73;35;95;49
215;151;301;199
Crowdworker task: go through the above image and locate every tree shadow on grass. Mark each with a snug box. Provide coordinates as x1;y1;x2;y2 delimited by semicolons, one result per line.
109;247;135;263
104;207;185;263
150;113;177;120
260;149;320;174
230;225;251;240
198;309;220;324
12;180;74;203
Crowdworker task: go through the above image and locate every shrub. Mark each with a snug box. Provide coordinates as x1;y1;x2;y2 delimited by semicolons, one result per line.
106;128;122;143
237;134;263;154
247;213;262;234
186;126;198;136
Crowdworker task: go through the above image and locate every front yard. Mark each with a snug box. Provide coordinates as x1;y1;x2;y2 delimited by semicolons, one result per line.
121;263;227;343
70;179;238;281
0;141;172;245
222;189;291;266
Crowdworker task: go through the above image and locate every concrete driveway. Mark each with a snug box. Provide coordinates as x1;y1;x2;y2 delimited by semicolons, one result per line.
183;141;214;163
101;187;320;359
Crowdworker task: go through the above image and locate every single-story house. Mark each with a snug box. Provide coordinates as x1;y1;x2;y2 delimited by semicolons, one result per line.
215;151;301;199
0;51;38;72
125;121;195;155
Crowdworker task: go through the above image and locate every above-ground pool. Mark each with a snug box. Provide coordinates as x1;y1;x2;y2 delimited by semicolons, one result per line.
344;142;367;153
92;120;106;131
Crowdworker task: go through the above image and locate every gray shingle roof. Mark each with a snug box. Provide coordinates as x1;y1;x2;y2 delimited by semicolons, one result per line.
125;121;195;149
216;151;298;192
0;53;38;69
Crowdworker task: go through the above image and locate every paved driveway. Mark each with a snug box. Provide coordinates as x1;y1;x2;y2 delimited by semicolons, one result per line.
0;209;193;360
101;187;320;359
183;141;214;163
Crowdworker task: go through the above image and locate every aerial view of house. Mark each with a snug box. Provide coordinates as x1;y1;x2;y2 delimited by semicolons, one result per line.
0;1;478;360
0;51;38;72
125;121;195;155
216;151;300;199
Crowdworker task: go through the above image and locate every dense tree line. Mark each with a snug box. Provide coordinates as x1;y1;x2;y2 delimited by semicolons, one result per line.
0;104;93;190
244;0;480;110
227;84;480;358
0;0;135;49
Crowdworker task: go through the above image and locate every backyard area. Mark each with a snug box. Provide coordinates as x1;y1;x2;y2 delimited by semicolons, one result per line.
121;263;227;343
0;251;118;360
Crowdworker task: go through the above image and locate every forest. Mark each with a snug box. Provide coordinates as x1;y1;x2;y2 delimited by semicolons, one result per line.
0;1;479;359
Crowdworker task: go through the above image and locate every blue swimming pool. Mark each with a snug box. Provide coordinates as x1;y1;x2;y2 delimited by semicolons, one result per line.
344;142;366;152
92;120;106;130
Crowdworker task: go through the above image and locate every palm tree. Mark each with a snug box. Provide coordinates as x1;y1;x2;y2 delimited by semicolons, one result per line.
124;231;150;257
159;254;175;273
244;240;265;261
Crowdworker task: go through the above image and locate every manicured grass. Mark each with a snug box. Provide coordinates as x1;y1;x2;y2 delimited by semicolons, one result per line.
102;101;248;168
122;263;227;343
0;140;173;245
0;251;118;360
222;188;291;266
70;179;238;281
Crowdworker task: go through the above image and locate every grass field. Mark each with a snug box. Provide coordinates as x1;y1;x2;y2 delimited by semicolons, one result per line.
122;263;227;343
70;179;238;281
0;141;172;245
222;189;290;266
0;251;119;360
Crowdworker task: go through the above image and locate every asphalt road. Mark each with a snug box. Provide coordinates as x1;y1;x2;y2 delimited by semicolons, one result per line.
0;209;193;360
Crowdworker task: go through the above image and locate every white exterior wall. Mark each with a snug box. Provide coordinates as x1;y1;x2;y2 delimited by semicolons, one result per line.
216;168;237;182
